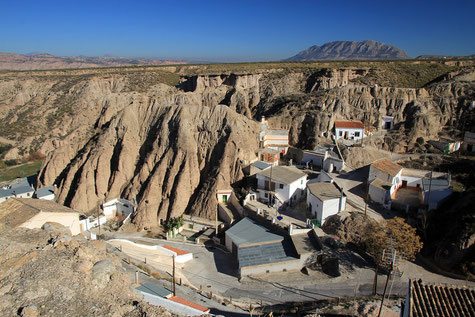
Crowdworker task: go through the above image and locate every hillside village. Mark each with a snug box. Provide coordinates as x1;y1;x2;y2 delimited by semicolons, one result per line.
1;110;474;316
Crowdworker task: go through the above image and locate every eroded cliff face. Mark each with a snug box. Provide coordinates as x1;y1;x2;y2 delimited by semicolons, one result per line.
1;65;474;226
39;102;259;225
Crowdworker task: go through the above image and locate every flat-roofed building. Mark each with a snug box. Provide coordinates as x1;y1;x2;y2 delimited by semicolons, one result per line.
306;181;346;225
369;158;403;199
256;166;307;207
225;217;300;277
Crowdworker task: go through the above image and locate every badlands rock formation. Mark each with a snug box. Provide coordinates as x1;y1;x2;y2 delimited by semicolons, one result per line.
0;227;174;316
0;61;474;228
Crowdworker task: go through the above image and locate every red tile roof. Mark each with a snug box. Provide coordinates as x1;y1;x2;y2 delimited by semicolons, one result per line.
162;245;189;256
335;120;364;129
408;279;475;317
168;296;209;312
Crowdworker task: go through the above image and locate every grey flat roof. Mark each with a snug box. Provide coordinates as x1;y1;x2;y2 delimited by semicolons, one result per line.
12;185;34;195
265;129;288;136
136;282;172;298
307;182;343;201
36;186;54;198
238;240;298;268
226;217;284;247
422;178;450;191
251;161;271;170
257;166;306;185
0;189;14;199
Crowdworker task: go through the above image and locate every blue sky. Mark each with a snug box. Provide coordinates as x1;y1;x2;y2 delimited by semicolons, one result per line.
1;0;474;61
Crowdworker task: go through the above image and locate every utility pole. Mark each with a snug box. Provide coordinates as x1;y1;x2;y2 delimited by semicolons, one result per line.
97;208;101;239
215;202;218;235
364;178;368;217
172;255;176;296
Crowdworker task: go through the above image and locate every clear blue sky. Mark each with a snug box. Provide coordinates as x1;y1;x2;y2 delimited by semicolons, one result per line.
1;0;474;61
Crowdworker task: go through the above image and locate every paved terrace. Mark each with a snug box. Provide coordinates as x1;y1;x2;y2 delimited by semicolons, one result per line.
245;200;307;230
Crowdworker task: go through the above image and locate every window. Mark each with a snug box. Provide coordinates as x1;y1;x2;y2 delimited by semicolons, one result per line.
339;131;343;136
355;131;360;137
301;180;303;184
279;184;284;189
264;193;268;198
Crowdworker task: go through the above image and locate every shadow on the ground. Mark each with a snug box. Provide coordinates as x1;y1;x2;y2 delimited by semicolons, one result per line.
205;244;239;277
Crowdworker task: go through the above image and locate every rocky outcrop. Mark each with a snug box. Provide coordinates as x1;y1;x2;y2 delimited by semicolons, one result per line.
286;40;410;61
39;103;259;226
1;63;474;228
0;228;174;316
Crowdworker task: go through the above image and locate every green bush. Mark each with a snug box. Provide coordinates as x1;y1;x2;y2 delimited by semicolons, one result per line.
416;137;425;145
4;159;18;166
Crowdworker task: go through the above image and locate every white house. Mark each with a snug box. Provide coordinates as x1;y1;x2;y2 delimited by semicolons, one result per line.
79;215;107;232
102;198;134;219
255;166;307;207
306;181;346;225
35;186;55;200
259;129;289;154
368;178;392;209
216;189;232;204
368;158;403;200
11;185;34;199
259;117;290;155
334;120;364;140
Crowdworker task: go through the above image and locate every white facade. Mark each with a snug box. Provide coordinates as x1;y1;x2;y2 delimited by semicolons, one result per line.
216;190;232;204
306;184;346;225
335;127;364;140
301;151;326;167
79;215;107;232
102;198;134;219
256;173;307;205
368;163;402;199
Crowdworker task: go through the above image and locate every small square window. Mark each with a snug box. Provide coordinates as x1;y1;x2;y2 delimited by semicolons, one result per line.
264;193;268;198
279;184;284;189
355;132;360;137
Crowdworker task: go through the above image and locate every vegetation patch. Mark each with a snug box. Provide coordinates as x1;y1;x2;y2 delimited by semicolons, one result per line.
0;160;42;182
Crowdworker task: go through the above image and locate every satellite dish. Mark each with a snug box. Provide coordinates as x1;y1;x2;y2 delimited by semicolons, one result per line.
277;216;283;221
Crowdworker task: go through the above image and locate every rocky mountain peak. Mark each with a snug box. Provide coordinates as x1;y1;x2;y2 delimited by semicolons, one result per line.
286;40;410;61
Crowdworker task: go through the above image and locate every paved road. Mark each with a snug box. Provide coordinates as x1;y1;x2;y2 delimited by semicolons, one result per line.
329;168;388;222
106;233;475;309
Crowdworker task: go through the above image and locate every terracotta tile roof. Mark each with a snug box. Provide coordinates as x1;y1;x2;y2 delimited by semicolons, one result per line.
408;279;475;317
335;120;364;129
162;245;189;256
168;296;209;312
371;158;402;177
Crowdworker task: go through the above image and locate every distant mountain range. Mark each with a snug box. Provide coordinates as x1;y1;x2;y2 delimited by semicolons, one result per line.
0;52;186;71
286;40;410;61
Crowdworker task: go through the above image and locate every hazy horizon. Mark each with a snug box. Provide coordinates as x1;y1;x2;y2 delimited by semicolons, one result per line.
2;0;474;62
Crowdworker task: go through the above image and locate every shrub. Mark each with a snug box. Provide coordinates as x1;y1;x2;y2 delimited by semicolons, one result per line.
416;137;425;145
4;159;18;166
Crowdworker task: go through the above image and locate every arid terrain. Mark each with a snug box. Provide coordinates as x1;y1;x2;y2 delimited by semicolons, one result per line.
0;60;474;229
